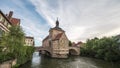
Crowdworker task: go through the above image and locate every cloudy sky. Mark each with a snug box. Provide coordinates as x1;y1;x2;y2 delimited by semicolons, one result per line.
0;0;120;46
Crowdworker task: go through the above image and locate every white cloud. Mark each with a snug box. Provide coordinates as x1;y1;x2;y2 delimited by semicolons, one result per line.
30;0;120;43
18;11;49;46
0;0;50;46
1;0;120;46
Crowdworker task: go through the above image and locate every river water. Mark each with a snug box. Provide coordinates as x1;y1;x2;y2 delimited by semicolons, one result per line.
20;52;120;68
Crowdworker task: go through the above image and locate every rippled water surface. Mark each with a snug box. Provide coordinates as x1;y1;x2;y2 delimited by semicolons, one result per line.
20;52;120;68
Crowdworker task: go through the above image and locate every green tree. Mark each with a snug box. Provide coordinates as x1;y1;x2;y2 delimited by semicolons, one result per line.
1;26;25;55
69;41;72;46
0;26;34;65
80;37;120;62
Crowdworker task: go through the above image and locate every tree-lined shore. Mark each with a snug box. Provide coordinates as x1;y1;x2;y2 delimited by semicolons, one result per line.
80;36;120;62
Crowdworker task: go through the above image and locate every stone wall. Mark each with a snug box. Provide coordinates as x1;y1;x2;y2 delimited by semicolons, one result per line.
43;38;49;47
0;59;17;68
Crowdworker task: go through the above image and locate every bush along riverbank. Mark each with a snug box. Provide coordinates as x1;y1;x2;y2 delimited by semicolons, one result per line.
80;36;120;62
0;26;34;68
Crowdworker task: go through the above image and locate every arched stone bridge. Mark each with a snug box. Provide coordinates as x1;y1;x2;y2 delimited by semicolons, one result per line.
69;46;80;55
38;46;80;57
38;47;52;56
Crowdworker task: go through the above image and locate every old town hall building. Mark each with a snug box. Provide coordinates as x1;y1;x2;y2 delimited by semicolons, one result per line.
42;20;69;58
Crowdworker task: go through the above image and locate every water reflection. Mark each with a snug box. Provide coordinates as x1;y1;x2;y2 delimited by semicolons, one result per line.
31;52;41;67
20;52;120;68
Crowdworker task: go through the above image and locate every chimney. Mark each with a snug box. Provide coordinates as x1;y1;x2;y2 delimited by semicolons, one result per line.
8;11;13;19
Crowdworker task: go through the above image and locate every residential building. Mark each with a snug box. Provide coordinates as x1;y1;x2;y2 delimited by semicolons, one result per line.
0;10;20;37
6;11;20;26
25;36;34;46
0;10;12;36
0;10;35;46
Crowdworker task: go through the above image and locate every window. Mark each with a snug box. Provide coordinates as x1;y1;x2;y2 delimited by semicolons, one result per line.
4;20;7;26
6;22;8;27
2;18;5;23
0;14;2;21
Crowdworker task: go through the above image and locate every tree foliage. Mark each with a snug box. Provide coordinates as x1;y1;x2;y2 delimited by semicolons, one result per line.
69;41;72;46
0;26;34;65
1;26;25;53
80;37;120;62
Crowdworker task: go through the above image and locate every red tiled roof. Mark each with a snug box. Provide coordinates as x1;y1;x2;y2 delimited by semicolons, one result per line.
10;18;20;26
54;33;63;40
77;41;83;45
43;33;63;41
72;41;83;47
25;36;34;39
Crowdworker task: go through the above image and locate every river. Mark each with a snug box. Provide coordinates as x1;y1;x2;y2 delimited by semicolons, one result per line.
20;52;120;68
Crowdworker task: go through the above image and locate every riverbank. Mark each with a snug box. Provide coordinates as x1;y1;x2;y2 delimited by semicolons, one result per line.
0;59;17;68
0;46;34;68
80;37;120;62
20;52;120;68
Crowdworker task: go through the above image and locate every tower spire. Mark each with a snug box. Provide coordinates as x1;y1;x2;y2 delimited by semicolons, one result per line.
56;17;59;27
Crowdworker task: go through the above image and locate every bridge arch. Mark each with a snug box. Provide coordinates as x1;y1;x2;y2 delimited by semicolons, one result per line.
69;49;78;55
45;50;51;56
69;47;80;55
39;50;51;57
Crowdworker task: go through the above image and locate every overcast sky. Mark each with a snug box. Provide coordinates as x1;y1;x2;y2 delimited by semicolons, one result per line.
0;0;120;46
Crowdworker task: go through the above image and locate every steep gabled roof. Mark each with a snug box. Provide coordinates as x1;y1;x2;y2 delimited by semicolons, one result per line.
10;18;20;26
53;33;63;41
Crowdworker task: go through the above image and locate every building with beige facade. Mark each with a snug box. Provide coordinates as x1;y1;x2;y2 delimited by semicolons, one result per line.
42;20;69;58
0;10;12;37
0;10;20;37
25;36;34;46
0;10;34;47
